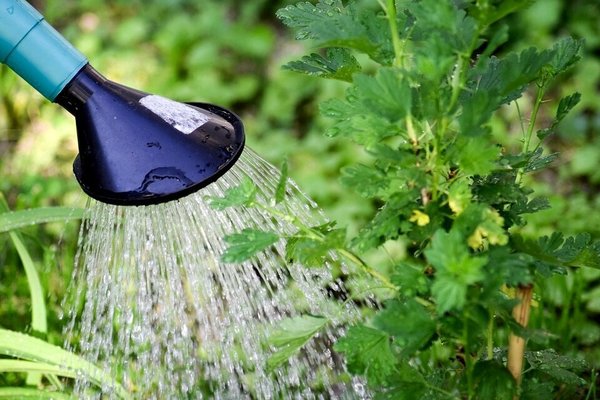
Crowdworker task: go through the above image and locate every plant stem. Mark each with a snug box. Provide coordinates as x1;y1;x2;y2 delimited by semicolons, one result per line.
486;315;494;360
507;285;534;394
337;248;397;291
256;203;400;292
523;83;545;155
385;0;404;68
517;82;546;183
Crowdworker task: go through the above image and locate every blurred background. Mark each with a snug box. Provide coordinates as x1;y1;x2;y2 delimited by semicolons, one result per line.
1;0;599;380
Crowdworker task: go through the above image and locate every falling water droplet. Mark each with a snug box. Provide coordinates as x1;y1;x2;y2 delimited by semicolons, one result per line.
64;148;364;399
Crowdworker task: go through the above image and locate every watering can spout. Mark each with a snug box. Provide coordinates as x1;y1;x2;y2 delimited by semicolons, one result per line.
0;0;245;206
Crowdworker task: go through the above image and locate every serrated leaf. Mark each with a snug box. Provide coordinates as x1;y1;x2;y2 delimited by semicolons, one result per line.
374;360;429;399
487;247;534;286
334;325;396;386
353;192;417;251
373;299;435;355
275;159;289;204
352;68;412;122
208;176;257;210
425;229;487;313
452;136;499;176
511;196;550;215
341;164;388;198
525;148;559;172
277;0;393;64
548;37;582;76
459;90;499;136
222;229;279;263
512;233;600;270
555;92;581;122
390;263;429;297
283;48;361;82
448;179;472;215
473;46;553;104
524;349;588;387
267;315;328;371
536;92;581;141
286;223;345;267
320;98;398;146
276;0;345;40
473;361;516;400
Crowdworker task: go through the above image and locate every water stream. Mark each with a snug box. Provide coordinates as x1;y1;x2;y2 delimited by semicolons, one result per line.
62;148;363;399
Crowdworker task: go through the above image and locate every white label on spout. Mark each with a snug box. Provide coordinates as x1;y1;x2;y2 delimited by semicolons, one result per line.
139;95;209;134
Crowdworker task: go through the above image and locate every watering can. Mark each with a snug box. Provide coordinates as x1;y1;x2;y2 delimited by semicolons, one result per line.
0;0;245;205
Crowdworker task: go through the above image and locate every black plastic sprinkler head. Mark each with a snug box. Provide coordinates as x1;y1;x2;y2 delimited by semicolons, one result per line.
0;0;244;205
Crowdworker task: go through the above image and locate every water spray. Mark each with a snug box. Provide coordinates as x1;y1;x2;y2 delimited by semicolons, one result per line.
1;1;361;398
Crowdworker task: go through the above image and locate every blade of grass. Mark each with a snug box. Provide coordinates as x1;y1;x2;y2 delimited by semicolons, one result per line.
0;359;78;377
8;232;47;334
0;387;75;399
0;197;48;386
0;207;85;234
0;329;130;399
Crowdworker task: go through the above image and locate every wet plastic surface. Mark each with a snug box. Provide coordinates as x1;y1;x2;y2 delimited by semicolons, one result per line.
57;65;245;205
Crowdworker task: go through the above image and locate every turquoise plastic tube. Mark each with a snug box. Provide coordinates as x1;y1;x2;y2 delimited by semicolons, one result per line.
0;0;87;101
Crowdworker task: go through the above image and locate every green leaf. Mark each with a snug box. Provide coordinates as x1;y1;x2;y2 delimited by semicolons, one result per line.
276;1;393;64
320;98;398;146
459;90;499;137
0;198;48;386
286;224;345;267
555;92;581;123
208;176;257;210
334;325;396;386
524;349;588;387
510;196;550;216
525;148;559;172
537;92;581;141
341;164;389;198
473;361;516;400
374;361;430;399
267;315;328;371
222;229;280;263
512;232;600;270
0;359;80;378
473;46;553;103
425;229;487;313
548;37;582;76
0;388;74;399
8;230;47;386
390;263;429;298
275;159;289;204
283;48;361;82
0;329;129;399
373;299;435;355
353;192;417;251
352;68;412;122
8;232;46;335
0;207;84;233
451;136;500;176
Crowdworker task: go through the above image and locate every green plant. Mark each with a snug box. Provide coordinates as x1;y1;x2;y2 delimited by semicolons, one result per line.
210;0;600;398
0;196;127;397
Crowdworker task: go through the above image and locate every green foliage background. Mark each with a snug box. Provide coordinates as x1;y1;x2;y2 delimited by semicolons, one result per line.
0;0;599;396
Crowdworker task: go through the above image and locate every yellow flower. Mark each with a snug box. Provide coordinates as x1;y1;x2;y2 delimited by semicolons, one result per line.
409;210;430;226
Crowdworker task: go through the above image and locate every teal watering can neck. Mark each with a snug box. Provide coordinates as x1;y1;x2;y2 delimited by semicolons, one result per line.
0;0;87;101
